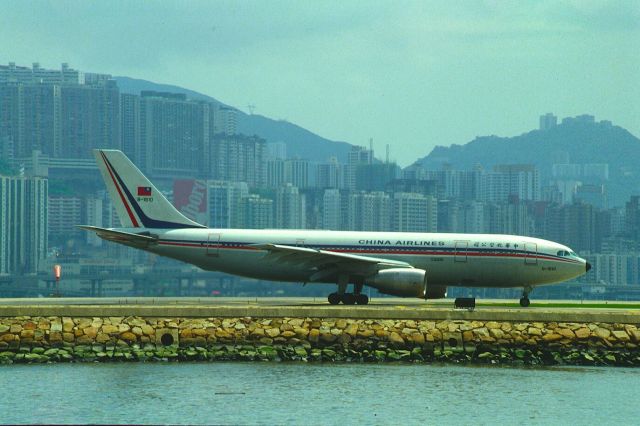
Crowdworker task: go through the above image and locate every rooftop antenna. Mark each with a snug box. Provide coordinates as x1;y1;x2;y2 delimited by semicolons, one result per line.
369;138;373;164
386;144;390;164
247;104;256;115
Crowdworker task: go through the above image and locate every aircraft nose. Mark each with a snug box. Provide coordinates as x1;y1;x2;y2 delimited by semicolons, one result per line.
586;262;592;272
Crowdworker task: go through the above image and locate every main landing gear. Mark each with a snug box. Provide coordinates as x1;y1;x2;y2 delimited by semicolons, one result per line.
519;286;532;307
327;276;369;305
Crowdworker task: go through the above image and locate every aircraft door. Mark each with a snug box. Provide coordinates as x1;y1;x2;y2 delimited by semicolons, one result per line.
207;233;221;257
455;241;468;262
524;242;537;265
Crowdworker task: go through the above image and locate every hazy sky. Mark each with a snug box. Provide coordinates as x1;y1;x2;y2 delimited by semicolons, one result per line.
2;1;639;165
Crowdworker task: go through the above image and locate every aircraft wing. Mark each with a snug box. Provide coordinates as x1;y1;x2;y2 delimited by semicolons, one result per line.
250;243;413;282
77;225;158;247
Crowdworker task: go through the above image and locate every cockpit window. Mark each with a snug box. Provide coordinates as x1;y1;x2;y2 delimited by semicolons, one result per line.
557;250;578;258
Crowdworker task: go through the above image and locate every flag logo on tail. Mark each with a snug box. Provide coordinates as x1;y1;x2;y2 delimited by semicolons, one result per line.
137;186;152;196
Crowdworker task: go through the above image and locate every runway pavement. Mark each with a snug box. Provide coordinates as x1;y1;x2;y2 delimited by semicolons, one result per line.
0;297;638;322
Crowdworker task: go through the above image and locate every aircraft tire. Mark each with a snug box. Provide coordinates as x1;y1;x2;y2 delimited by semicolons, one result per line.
356;294;369;305
519;297;530;307
342;293;357;305
328;293;341;305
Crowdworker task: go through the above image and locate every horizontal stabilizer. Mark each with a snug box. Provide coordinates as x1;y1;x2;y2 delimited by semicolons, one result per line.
78;225;158;247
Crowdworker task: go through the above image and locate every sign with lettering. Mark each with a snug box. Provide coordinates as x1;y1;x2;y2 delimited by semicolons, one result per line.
173;179;208;225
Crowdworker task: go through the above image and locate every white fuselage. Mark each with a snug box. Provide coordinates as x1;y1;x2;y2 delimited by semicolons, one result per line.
120;228;588;289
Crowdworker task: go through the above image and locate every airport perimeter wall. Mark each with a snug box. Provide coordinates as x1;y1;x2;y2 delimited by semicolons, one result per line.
1;306;640;366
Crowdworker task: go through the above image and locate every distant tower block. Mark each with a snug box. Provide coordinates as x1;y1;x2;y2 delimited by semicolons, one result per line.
539;113;558;130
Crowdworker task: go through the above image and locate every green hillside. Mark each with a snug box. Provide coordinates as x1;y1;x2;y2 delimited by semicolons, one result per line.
414;118;640;206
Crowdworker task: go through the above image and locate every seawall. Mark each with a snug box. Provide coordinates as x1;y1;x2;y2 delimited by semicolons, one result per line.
1;302;639;366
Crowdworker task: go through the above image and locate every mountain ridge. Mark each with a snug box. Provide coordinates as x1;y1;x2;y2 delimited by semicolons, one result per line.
414;118;640;206
115;76;353;162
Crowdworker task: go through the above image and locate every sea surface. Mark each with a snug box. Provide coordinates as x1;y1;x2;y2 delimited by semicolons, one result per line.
1;362;639;425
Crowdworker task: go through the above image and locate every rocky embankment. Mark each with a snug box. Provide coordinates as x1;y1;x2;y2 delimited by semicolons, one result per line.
1;316;639;366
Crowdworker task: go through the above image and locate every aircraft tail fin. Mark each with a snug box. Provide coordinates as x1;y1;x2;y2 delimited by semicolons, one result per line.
94;149;205;229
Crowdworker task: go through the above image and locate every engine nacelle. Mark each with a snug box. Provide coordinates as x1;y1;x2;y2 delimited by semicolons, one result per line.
366;268;428;298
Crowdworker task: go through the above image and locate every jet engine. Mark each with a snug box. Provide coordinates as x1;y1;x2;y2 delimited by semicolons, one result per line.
366;268;427;298
366;268;447;299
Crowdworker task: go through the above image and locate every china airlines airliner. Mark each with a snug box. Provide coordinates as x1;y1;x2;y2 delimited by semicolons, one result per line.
80;150;590;307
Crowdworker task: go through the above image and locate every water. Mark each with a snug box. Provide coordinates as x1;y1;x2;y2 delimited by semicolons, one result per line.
1;363;639;425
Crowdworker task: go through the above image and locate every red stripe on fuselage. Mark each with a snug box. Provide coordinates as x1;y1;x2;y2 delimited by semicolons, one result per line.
100;152;139;227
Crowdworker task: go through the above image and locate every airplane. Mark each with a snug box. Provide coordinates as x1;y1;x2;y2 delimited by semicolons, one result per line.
80;149;591;307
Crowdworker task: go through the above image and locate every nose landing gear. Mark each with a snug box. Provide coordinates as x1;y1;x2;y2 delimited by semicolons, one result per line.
519;286;532;307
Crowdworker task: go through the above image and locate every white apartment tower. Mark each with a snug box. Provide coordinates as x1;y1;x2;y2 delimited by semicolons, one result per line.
0;175;48;274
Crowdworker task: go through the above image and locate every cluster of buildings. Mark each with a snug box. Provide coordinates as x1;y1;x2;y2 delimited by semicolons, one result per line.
1;63;639;297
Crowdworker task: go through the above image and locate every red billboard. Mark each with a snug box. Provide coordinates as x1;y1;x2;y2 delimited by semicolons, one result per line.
173;179;208;225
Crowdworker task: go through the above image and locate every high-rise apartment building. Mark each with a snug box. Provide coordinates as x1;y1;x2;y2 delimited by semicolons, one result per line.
355;163;399;192
625;196;640;240
539;113;558;130
0;62;102;85
461;201;486;233
543;202;596;254
344;146;374;190
486;199;534;236
266;142;287;160
1;81;120;160
210;134;266;187
322;189;342;230
1;63;119;162
266;159;286;188
481;165;540;203
241;194;274;229
0;84;60;158
0;175;48;274
392;192;437;232
437;199;462;233
266;158;310;189
48;196;83;240
347;191;391;231
138;91;209;177
582;253;640;286
316;157;342;189
120;93;141;163
275;184;306;229
59;82;120;159
575;184;607;209
207;181;249;228
212;105;237;136
421;169;481;200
